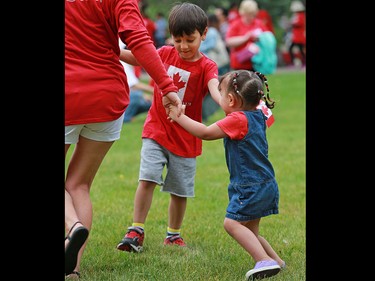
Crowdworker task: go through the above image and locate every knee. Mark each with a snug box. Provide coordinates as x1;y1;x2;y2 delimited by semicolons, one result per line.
223;218;234;234
65;181;90;194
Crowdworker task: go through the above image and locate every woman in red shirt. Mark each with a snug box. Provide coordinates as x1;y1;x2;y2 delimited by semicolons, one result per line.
225;0;267;71
65;0;182;278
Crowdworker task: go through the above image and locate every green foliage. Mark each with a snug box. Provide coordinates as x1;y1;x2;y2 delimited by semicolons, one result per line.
66;70;306;280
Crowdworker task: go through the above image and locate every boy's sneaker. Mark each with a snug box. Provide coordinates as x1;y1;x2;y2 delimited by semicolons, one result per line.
245;260;281;280
116;226;144;252
163;234;186;247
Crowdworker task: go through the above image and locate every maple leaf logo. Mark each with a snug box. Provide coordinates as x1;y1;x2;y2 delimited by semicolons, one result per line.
172;72;186;91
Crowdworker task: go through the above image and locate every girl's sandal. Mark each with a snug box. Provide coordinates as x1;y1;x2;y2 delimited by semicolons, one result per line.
65;221;89;276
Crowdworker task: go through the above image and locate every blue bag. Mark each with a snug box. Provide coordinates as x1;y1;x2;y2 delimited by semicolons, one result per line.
251;31;278;75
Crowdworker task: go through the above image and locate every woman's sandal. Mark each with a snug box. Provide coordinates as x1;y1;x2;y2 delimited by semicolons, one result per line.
65;221;89;276
65;271;80;279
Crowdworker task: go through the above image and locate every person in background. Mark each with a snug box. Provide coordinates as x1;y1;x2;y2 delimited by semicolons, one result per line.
116;2;221;253
214;6;229;43
199;13;230;75
134;0;157;77
256;4;274;34
122;62;153;123
65;0;182;278
167;70;285;281
288;0;306;67
227;1;240;23
199;13;230;122
119;40;153;123
154;12;168;48
225;0;268;71
139;0;156;46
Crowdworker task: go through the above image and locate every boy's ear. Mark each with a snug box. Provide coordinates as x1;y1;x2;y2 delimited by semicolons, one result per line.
202;27;208;40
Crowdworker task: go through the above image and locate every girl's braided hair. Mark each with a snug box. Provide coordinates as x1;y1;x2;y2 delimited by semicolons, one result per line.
220;70;275;109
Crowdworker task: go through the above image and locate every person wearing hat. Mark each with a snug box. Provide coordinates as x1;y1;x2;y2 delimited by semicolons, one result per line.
289;1;306;67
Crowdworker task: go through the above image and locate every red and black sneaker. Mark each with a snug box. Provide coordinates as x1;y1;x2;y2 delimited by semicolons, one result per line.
116;226;144;252
163;234;186;247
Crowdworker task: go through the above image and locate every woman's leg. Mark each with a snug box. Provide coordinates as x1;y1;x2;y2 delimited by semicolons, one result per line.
65;136;113;273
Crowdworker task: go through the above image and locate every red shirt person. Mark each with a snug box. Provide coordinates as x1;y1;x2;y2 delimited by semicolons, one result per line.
289;1;306;66
225;0;267;71
65;0;178;126
256;9;274;34
65;0;182;277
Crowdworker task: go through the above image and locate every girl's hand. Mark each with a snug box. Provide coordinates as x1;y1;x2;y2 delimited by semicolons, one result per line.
162;92;182;117
168;104;186;122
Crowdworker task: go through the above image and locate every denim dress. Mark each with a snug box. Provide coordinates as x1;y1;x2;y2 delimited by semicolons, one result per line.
224;110;279;222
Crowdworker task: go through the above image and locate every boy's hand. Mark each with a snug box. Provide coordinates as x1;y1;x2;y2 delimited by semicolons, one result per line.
162;92;182;117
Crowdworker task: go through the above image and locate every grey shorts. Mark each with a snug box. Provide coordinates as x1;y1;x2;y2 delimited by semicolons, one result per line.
139;138;196;197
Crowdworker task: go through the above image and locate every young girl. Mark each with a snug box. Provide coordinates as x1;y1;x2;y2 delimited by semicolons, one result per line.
168;70;285;280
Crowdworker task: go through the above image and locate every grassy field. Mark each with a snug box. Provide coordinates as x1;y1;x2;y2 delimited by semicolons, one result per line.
66;69;306;280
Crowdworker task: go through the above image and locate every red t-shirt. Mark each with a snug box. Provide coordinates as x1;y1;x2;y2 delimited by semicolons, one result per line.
65;0;177;126
142;46;218;158
143;16;157;46
256;10;274;34
216;112;248;140
228;9;240;23
291;12;306;44
226;17;267;70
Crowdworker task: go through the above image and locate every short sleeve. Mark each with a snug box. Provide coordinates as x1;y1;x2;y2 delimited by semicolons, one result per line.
216;112;248;140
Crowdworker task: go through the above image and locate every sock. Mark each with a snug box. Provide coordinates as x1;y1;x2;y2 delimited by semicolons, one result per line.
166;227;181;238
132;223;144;231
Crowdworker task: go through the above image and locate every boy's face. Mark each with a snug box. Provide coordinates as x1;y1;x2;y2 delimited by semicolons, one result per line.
171;29;207;62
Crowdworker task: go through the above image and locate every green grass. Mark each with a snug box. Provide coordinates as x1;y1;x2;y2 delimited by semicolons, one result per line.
66;69;305;280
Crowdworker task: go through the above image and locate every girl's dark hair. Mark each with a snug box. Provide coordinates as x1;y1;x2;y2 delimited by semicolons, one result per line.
168;2;208;37
219;70;275;109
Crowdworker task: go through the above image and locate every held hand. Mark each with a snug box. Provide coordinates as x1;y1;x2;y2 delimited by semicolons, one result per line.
168;104;186;122
162;92;182;117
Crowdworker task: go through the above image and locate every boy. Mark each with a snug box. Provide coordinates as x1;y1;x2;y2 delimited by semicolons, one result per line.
116;2;221;252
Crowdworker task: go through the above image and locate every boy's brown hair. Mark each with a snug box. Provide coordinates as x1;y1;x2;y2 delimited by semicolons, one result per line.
168;2;208;37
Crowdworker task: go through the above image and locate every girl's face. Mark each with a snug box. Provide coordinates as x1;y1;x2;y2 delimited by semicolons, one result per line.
218;75;234;115
172;29;207;61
